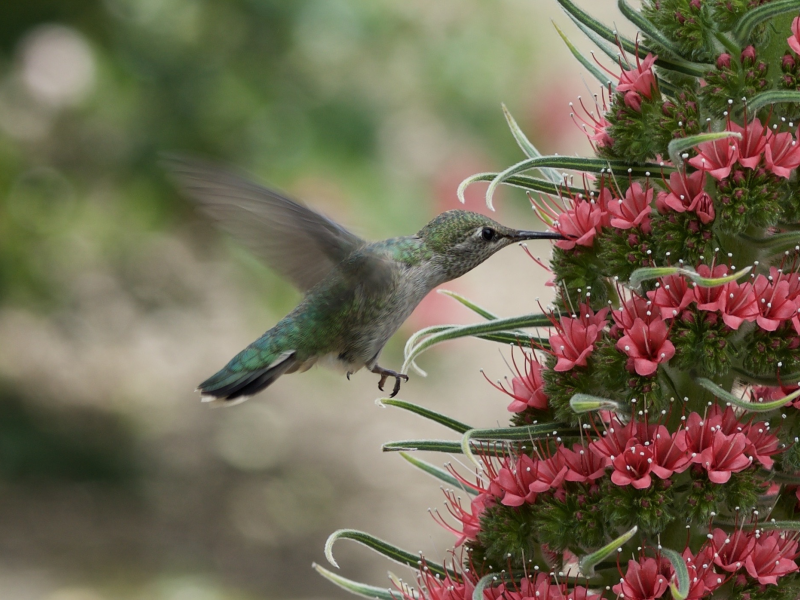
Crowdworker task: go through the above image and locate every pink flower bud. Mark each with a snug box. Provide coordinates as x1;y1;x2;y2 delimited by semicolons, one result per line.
783;53;796;70
716;53;731;70
741;45;756;64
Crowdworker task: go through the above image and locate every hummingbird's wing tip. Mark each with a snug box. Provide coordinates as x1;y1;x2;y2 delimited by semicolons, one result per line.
199;393;251;408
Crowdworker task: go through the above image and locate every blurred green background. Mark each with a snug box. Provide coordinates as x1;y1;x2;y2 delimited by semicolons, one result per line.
0;1;611;598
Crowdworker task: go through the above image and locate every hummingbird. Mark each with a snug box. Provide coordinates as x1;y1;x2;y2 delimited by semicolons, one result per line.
168;158;563;405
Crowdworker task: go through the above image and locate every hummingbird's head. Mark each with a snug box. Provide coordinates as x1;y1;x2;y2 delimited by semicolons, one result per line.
416;210;560;281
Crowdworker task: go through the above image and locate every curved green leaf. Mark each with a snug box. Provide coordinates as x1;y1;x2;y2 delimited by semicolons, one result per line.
555;0;709;76
570;393;622;414
378;398;472;434
697;377;800;411
502;104;563;183
748;90;800;112
473;573;500;600
732;367;800;386
476;332;546;346
383;439;508;455
486;156;669;210
313;563;400;600
324;529;456;579
667;131;741;168
740;230;800;255
617;0;687;60
660;547;690;600
399;452;478;495
629;265;751;288
438;289;499;320
579;526;638;577
554;21;615;88
457;171;584;205
734;0;800;45
402;313;553;374
748;520;800;531
461;423;577;466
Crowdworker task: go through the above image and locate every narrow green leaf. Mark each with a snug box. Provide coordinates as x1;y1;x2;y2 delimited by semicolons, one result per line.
629;265;751;288
378;398;473;434
383;439;508;455
457;172;585;205
570;393;622;414
740;231;800;255
399;452;478;495
734;0;800;45
324;529;455;579
438;290;498;320
765;470;800;485
502;103;563;183
555;0;709;76
402;313;553;374
313;563;399;600
747;520;800;531
554;22;615;88
628;266;683;287
617;0;687;60
486;156;669;210
579;526;638;577
667;131;741;168
660;547;690;600
461;423;577;466
732;367;800;387
686;266;752;287
473;573;500;600
476;332;547;346
696;377;799;412
748;90;800;112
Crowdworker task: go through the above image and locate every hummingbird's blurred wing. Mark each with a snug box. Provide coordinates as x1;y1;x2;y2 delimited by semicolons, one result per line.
166;157;366;291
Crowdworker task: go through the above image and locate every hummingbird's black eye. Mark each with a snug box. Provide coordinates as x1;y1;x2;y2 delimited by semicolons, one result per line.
481;227;496;242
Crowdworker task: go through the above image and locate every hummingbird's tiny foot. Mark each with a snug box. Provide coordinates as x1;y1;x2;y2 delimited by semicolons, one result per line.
371;365;408;398
346;371;352;381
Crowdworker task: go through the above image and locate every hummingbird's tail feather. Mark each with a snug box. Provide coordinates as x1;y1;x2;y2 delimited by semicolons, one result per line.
198;350;297;406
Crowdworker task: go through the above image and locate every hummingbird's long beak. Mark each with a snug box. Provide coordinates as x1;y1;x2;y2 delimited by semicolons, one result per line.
508;230;564;241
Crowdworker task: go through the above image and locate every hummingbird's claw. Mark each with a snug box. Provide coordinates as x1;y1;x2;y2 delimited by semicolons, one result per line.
371;365;409;398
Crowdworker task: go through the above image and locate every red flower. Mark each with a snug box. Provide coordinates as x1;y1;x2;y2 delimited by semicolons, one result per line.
743;420;781;469
650;426;691;479
752;274;798;331
744;531;799;585
710;528;754;573
611;444;654;489
692;191;715;224
434;490;492;546
684;411;717;459
492;454;541;506
613;294;658;331
560;443;607;483
764;129;800;178
405;561;476;600
617;53;658;100
533;452;569;492
553;199;605;250
608;182;653;233
612;557;669;600
729;118;767;169
506;354;549;413
684;546;724;599
692;264;729;312
549;315;602;372
647;273;693;319
657;170;708;213
789;16;800;55
687;137;739;180
697;430;752;483
615;317;676;376
720;280;759;330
